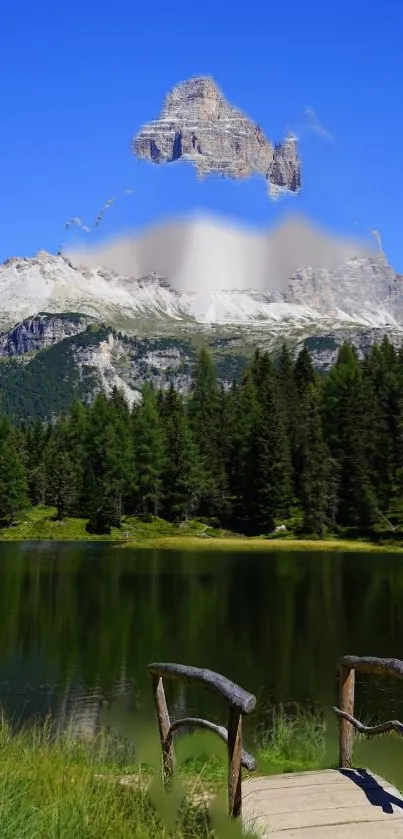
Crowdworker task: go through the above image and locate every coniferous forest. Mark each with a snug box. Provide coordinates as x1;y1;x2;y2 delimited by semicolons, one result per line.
1;337;403;540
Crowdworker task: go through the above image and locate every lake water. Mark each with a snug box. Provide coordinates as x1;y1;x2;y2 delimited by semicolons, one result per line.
0;542;403;785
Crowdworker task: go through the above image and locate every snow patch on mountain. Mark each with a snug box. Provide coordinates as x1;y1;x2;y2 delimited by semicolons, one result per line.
0;225;402;340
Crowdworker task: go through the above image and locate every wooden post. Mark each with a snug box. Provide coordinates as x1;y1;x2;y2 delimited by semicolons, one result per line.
339;665;355;768
151;675;175;787
227;704;243;818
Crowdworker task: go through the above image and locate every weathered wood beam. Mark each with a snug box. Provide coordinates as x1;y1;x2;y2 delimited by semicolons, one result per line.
339;655;403;680
170;716;257;771
151;675;175;786
333;707;403;737
339;664;355;769
148;662;256;714
227;705;243;819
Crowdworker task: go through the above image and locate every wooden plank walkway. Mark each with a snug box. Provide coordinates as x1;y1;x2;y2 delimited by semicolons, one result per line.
242;769;403;837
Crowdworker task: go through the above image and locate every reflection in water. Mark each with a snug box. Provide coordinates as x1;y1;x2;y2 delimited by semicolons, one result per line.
0;542;403;776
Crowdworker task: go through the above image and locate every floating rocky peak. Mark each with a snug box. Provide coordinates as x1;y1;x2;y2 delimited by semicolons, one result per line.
132;76;301;198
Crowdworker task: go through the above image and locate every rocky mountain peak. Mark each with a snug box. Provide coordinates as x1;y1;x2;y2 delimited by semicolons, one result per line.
132;75;301;198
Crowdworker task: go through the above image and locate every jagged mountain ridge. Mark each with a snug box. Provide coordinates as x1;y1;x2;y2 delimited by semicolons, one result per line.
1;215;402;419
0;246;401;334
132;76;301;198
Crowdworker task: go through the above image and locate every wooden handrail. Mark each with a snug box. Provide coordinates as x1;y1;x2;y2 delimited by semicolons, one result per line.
148;662;256;714
338;655;403;680
170;717;257;771
147;662;257;819
334;655;403;769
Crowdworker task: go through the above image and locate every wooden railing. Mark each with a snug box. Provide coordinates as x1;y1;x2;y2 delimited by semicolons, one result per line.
333;655;403;768
147;662;257;818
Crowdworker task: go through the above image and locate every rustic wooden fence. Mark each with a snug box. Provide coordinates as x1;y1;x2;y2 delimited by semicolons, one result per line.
333;655;403;768
147;662;257;818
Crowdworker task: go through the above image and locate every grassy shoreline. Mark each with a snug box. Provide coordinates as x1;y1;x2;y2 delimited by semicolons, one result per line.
0;707;327;838
123;535;403;553
0;506;403;552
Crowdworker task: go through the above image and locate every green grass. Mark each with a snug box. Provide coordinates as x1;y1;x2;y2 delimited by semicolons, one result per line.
0;706;329;839
124;535;403;553
0;508;212;542
2;507;403;552
0;720;215;839
254;703;326;774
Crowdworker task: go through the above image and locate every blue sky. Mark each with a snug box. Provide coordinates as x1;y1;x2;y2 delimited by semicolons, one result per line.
1;0;402;268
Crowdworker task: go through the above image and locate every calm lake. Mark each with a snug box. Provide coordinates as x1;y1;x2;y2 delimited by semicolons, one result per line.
0;542;403;784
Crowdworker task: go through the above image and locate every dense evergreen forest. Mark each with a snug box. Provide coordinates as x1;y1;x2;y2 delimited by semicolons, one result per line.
1;337;403;539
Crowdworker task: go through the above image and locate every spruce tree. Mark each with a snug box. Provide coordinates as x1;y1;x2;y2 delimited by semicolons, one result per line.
0;419;29;525
227;371;259;529
160;385;201;521
250;362;292;533
188;349;227;517
25;419;48;505
323;342;376;529
81;394;118;529
47;449;78;520
299;383;330;536
294;346;317;395
67;400;89;512
44;420;78;520
132;384;164;516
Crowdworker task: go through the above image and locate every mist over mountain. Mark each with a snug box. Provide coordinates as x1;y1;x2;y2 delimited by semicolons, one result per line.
0;211;399;420
66;213;373;294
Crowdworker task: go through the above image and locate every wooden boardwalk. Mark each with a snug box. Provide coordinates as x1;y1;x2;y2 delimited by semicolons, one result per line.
147;657;403;835
242;769;403;838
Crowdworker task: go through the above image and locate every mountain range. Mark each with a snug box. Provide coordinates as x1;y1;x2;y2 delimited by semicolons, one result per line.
1;214;402;420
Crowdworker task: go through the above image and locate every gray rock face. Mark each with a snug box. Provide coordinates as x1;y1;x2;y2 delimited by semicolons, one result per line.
282;253;403;324
132;76;301;198
0;313;94;357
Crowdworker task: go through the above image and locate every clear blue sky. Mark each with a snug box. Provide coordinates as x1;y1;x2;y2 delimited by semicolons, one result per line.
1;0;402;268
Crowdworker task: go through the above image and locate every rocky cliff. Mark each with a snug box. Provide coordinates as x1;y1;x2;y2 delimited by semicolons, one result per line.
132;76;301;198
0;313;94;357
282;253;403;325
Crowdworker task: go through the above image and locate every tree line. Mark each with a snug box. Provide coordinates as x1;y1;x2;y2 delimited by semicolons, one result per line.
1;337;403;538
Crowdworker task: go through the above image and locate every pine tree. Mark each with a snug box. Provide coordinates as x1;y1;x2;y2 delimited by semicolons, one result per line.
84;391;134;529
227;371;259;529
160;385;201;521
188;349;227;516
362;339;400;514
292;346;318;499
110;391;134;525
323;342;376;529
82;394;117;528
0;419;29;525
47;449;78;520
102;419;133;528
299;383;330;536
294;346;317;395
132;384;164;516
25;419;48;505
67;400;89;512
277;343;300;498
250;363;292;533
43;420;78;520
